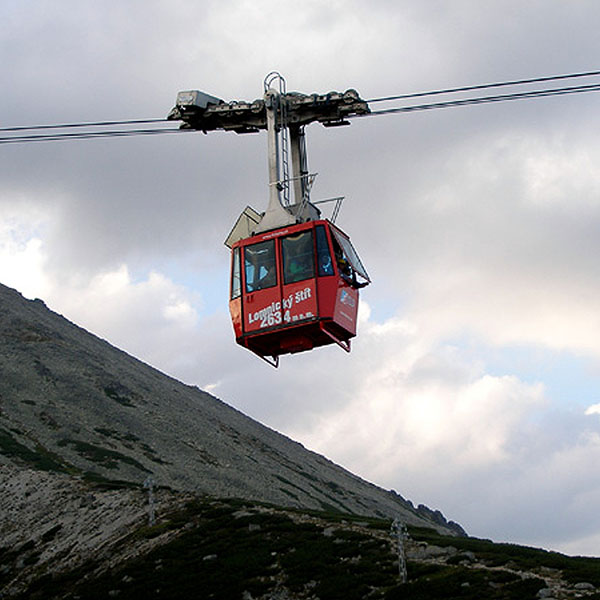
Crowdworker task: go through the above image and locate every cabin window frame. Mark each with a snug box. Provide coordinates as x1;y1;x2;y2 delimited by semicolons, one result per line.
331;228;370;283
231;246;242;299
315;225;334;277
243;239;277;293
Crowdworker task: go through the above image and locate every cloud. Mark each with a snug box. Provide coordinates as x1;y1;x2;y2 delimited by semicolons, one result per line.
558;531;600;558
467;427;600;550
585;404;600;416
208;301;598;551
365;133;600;358
0;235;47;300
0;218;229;388
277;304;600;551
0;207;52;300
46;264;212;380
284;306;546;480
4;0;600;557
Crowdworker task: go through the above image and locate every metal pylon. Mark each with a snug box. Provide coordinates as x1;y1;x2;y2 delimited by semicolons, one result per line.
391;518;408;584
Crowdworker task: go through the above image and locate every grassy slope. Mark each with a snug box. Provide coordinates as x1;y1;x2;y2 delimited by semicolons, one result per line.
5;494;599;600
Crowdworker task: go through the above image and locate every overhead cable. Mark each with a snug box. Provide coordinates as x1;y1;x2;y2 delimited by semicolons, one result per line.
2;69;600;144
366;69;600;103
359;82;600;118
0;118;169;133
0;127;187;145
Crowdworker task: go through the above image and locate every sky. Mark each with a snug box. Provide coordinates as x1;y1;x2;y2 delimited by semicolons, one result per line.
1;0;600;556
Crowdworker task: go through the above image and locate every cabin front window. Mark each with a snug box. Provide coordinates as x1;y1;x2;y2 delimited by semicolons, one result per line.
244;240;277;292
282;231;315;284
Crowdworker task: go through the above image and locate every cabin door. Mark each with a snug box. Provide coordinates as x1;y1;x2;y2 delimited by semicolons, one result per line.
242;239;283;334
279;229;319;326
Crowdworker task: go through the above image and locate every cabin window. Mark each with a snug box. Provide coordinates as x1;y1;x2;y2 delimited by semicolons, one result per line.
331;229;370;284
231;247;242;299
282;231;315;284
244;240;277;292
315;225;334;277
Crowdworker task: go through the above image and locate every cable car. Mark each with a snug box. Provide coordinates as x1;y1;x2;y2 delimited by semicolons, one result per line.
229;218;370;366
168;72;372;365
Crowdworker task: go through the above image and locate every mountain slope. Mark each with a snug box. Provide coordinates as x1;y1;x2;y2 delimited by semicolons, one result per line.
2;467;599;600
0;282;461;532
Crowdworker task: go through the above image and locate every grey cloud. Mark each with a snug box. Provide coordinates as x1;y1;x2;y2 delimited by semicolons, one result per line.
3;0;600;555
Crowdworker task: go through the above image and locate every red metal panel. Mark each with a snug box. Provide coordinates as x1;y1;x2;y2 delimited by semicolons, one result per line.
243;287;283;333
333;284;359;336
281;279;318;325
229;297;243;338
315;276;337;319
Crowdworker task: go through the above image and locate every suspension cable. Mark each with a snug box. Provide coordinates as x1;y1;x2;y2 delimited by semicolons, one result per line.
0;118;169;133
365;69;600;103
2;69;600;144
0;127;188;145
358;82;600;118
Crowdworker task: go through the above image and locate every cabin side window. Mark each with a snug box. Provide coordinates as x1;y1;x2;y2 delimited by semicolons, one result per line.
331;228;371;287
231;247;242;299
315;225;334;276
282;231;315;284
244;240;277;292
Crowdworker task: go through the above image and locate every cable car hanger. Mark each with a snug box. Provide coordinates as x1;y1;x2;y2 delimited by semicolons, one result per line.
168;72;372;366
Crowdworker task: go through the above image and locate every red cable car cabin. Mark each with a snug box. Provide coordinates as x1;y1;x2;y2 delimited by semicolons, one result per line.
229;219;370;366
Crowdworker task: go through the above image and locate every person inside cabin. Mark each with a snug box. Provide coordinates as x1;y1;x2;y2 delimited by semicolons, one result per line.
332;237;368;289
288;254;311;281
315;225;334;276
283;231;315;284
258;263;276;288
337;256;352;278
319;252;333;275
332;238;352;279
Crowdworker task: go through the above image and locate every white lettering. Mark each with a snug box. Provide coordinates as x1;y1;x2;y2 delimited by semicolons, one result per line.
247;301;281;326
295;287;312;304
260;310;282;328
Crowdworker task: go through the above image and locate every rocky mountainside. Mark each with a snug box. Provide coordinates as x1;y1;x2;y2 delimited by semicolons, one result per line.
2;282;599;600
2;465;599;600
0;282;461;532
